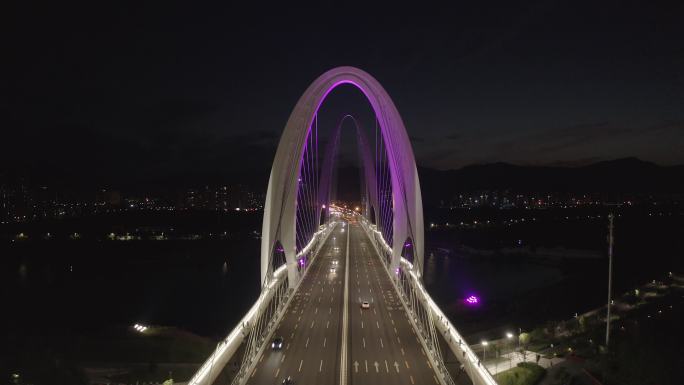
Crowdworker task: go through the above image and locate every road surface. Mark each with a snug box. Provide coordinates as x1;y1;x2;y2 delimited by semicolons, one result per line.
246;222;441;385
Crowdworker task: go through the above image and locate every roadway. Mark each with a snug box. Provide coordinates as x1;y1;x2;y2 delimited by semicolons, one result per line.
246;223;346;385
348;222;441;385
246;221;442;385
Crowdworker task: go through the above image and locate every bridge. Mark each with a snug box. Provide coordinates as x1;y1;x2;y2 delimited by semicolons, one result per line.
187;67;498;385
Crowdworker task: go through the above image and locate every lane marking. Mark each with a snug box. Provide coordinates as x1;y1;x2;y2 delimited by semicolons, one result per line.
326;320;330;328
298;359;303;372
362;337;366;348
380;337;384;348
365;360;368;373
405;360;410;369
319;359;323;372
339;221;350;385
305;337;309;348
274;368;280;378
323;337;327;347
281;354;286;363
410;375;415;384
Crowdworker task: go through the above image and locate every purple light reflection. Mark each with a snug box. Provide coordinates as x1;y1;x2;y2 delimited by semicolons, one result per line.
465;295;480;305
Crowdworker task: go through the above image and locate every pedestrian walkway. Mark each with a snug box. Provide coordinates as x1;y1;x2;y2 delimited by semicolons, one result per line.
483;350;564;375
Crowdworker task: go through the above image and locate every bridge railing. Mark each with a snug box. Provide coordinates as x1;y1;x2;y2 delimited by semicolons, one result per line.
358;217;499;385
187;221;338;385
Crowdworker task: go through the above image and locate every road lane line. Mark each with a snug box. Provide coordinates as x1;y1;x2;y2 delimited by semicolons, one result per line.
281;354;286;363
298;360;303;372
323;337;327;347
326;320;330;328
401;348;405;356
405;361;410;369
305;337;309;347
362;337;366;348
410;375;415;384
376;321;380;329
380;338;384;348
365;360;368;373
320;359;323;372
274;368;280;378
385;360;389;373
339;222;350;385
311;320;315;328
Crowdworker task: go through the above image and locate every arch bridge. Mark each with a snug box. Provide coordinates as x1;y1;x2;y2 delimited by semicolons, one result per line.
188;67;498;385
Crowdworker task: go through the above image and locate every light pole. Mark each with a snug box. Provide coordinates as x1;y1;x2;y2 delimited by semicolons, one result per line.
606;213;614;347
482;340;488;362
506;332;514;369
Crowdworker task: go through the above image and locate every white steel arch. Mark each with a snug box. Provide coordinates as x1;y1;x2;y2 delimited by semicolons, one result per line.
261;66;424;287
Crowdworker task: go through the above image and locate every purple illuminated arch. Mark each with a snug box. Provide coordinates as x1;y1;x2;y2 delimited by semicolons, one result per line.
261;67;424;287
318;114;378;225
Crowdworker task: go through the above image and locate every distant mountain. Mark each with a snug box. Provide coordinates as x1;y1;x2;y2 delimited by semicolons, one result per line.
418;158;684;203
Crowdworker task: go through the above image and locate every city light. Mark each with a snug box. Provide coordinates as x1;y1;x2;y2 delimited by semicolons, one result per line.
133;323;148;332
465;295;480;305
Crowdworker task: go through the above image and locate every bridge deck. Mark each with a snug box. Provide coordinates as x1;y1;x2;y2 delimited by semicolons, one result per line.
246;222;441;385
349;223;441;385
246;224;345;385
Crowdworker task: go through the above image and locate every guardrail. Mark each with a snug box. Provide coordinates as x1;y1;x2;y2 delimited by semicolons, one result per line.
187;221;338;385
358;216;499;385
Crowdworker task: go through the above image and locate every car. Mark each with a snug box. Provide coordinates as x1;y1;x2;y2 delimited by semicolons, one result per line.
329;267;336;273
332;260;338;265
361;301;370;309
271;336;284;350
282;376;294;385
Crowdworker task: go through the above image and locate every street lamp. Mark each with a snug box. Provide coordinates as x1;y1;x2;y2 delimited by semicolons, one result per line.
506;332;514;369
482;340;488;361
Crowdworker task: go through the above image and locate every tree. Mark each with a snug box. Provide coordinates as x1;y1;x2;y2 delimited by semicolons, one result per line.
519;332;531;348
578;315;588;332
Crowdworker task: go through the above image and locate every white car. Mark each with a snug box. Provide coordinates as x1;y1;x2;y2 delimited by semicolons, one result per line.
361;301;370;309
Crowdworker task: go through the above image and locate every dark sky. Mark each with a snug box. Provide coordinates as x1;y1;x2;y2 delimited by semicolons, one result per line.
5;1;684;189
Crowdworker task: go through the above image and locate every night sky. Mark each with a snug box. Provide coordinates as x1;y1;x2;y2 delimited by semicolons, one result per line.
5;1;684;189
